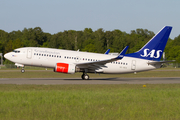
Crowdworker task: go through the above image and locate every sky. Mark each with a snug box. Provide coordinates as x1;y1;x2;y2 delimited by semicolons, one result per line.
0;0;179;39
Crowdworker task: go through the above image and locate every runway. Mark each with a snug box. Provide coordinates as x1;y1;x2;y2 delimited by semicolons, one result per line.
1;77;180;84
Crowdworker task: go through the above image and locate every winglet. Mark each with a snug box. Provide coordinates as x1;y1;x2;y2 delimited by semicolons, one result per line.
104;49;110;54
116;46;129;59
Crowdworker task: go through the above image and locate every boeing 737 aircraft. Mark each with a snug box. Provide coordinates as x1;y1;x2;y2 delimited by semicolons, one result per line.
4;26;172;80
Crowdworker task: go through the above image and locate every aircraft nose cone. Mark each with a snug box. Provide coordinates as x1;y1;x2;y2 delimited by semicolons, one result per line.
4;53;8;59
4;53;11;59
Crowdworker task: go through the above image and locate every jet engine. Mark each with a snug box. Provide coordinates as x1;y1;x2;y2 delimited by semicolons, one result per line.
54;63;76;74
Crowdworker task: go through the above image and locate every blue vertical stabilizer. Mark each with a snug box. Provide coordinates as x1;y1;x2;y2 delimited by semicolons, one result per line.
125;26;172;61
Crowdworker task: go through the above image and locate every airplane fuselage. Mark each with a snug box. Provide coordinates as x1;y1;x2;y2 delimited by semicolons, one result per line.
5;47;160;74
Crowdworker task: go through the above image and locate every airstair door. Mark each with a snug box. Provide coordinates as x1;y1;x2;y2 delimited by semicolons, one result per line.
131;60;136;70
27;49;32;59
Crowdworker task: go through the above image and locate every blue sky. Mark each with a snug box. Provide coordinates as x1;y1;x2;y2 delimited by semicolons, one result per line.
0;0;179;39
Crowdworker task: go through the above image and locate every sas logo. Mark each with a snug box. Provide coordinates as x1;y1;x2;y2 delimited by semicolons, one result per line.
140;49;162;58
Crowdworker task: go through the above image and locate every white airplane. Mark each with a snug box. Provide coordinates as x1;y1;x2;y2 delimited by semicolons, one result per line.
4;26;172;80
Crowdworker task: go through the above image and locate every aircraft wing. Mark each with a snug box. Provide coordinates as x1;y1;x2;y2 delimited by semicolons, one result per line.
76;46;128;69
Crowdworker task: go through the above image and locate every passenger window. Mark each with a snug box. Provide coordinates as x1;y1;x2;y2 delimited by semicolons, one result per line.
39;54;41;56
54;55;56;57
49;55;51;57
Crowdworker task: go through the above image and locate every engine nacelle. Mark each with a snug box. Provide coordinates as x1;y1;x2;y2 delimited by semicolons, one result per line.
54;63;76;74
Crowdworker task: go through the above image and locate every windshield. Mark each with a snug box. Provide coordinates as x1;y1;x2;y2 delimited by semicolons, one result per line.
13;50;20;53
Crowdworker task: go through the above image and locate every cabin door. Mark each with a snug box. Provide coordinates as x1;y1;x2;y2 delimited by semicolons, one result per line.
27;49;32;59
131;60;136;70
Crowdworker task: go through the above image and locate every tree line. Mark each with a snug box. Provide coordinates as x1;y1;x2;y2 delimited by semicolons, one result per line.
0;27;180;63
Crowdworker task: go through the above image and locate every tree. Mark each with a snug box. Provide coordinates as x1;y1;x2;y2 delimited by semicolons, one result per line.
94;28;106;53
5;40;13;53
13;38;22;49
33;27;44;46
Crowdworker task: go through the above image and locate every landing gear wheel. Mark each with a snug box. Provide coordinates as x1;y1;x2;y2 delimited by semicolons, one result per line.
21;69;25;73
84;74;89;80
81;74;89;80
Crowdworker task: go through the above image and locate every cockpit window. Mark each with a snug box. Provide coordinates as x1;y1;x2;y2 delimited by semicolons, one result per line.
13;50;20;53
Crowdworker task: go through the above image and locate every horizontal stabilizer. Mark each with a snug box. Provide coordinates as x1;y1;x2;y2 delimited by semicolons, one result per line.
147;60;175;65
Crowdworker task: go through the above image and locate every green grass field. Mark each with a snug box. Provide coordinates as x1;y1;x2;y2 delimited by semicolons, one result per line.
1;68;180;120
0;84;180;120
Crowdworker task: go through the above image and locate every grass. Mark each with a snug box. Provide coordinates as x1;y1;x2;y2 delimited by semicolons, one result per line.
0;68;180;119
0;84;180;120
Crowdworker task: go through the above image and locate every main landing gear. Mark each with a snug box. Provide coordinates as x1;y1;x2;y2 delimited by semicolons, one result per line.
81;73;89;80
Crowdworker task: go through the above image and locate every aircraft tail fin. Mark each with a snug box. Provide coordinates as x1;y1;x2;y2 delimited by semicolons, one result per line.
126;26;172;61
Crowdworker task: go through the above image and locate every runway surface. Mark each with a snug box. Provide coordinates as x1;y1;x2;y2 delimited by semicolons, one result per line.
1;77;180;84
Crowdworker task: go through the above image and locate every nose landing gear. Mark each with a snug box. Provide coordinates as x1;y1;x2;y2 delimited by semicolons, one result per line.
21;68;25;73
